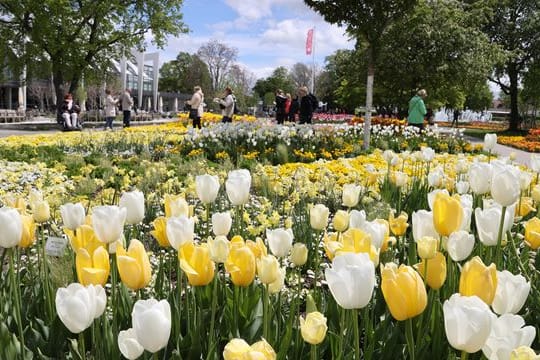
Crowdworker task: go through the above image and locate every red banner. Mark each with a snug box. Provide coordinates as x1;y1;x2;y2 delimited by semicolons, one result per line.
306;28;314;55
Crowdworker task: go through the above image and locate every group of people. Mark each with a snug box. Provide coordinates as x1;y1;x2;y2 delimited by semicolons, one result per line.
185;86;236;128
274;86;318;125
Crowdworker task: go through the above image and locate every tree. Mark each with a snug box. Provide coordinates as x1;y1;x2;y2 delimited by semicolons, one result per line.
159;52;211;94
483;0;540;130
197;40;238;93
305;0;417;148
252;67;295;103
0;0;188;113
225;64;257;111
290;63;312;88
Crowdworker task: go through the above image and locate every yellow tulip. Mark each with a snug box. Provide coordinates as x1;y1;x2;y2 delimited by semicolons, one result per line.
459;256;497;305
289;243;308;267
510;346;540;360
256;254;279;284
116;239;152;290
389;211;409;236
151;216;170;247
250;338;276;358
517;197;535;217
246;237;267;259
32;200;51;223
332;210;349;232
19;214;36;248
524;217;540;249
4;196;27;213
64;224;104;255
300;311;328;345
230;235;245;248
225;245;256;287
76;247;110;286
381;263;427;321
179;242;215;286
223;338;252;360
417;236;439;259
164;194;189;218
415;252;447;290
432;192;463;237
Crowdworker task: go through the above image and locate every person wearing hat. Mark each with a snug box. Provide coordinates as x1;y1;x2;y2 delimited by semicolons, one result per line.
408;89;427;130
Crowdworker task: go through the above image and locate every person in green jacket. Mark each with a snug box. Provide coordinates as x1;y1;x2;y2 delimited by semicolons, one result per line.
408;89;427;129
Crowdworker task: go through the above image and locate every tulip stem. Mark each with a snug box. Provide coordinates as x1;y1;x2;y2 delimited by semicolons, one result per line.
263;284;270;341
405;318;415;360
79;332;86;360
461;350;468;360
207;268;219;360
338;307;345;357
310;344;317;360
495;206;507;267
353;309;360;360
9;248;25;360
363;306;373;360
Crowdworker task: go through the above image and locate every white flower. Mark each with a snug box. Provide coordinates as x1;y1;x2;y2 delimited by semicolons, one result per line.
166;215;195;250
469;162;492;195
60;203;86;231
484;133;497;152
55;283;106;334
491;169;520;207
482;314;535;360
225;169;252;205
92;205;127;244
132;299;171;353
492;270;530;315
119;190;145;225
118;328;144;360
212;211;232;237
446;230;475;261
195;174;220;204
342;184;362;207
0;207;23;248
266;228;294;258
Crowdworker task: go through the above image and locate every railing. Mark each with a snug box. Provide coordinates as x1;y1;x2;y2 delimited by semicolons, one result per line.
0;109;25;123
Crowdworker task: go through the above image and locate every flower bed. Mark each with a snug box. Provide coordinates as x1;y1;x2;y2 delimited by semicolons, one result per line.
0;124;538;359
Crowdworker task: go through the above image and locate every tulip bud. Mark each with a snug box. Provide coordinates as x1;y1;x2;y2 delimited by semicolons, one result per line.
333;210;350;232
289;243;308;266
388;211;408;236
116;239;152;290
223;339;251;360
76;247;110;286
151;216;170;247
19;214;36;248
415;252;447;289
119;190;145;225
432;192;463;237
456;181;469;195
131;299;171;353
459;256;498;305
492;270;530;315
417;236;439;259
446;230;474;261
32;200;50;223
212;211;232;237
266;228;294;258
256;254;279;284
300;311;328;345
349;209;367;229
310;204;329;230
0;207;23;248
342;184;362;207
225;169;252;205
250;338;276;358
381;262;427;321
443;293;493;353
118;328;144;360
475;206;513;247
421;146;435;162
60;202;86;231
468;162;492;195
55;283;106;333
225;245;256;287
268;266;286;294
484;133;497;152
412;210;438;243
195;174;220;204
207;235;230;263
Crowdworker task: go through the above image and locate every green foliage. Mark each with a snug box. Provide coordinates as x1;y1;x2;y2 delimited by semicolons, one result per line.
253;67;296;100
159;52;212;94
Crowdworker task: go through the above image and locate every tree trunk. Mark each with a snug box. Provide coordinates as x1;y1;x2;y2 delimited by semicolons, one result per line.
508;64;520;131
363;47;375;150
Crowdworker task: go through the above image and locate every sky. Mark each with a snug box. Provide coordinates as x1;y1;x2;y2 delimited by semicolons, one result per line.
147;0;355;80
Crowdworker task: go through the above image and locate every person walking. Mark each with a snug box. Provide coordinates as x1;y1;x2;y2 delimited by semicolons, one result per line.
104;89;118;130
408;89;427;130
215;86;234;123
452;108;460;127
275;89;287;125
121;88;134;128
186;85;204;129
298;86;313;124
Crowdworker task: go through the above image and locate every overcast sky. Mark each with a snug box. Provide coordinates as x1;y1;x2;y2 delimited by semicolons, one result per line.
147;0;355;79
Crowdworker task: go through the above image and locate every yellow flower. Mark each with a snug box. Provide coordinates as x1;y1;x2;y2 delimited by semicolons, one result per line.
179;242;215;286
289;243;308;267
332;210;349;232
300;311;328;345
164;194;189;218
151;216;170;247
517;197;535;217
246;238;267;259
225;244;256;287
64;224;104;255
389;211;408;236
417;236;439;259
223;338;251;360
116;239;152;290
415;252;447;290
432;192;462;237
524;216;540;249
256;254;279;284
250;338;276;359
76;247;110;286
381;263;427;321
510;346;540;360
324;228;379;265
19;214;36;248
459;256;497;305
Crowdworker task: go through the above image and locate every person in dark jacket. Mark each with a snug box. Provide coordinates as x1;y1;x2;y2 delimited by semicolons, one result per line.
60;93;81;130
288;95;299;122
298;86;313;124
275;89;287;124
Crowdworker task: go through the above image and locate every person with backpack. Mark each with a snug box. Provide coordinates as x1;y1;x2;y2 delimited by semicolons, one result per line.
298;86;314;124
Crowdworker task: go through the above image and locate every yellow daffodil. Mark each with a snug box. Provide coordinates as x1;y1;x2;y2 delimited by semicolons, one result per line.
225;244;256;287
76;247;110;286
432;192;463;237
151;216;170;247
116;239;152;290
381;263;427;321
179;242;215;286
415;252;447;290
524;217;540;249
459;256;497;305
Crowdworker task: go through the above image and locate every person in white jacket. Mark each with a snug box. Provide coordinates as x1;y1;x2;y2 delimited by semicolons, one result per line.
104;89;118;130
215;86;234;123
186;86;204;129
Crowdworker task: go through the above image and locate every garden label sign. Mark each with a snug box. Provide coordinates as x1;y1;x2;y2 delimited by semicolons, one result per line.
45;236;68;257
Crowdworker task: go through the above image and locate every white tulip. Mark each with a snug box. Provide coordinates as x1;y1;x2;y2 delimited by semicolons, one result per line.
195;174;220;204
166;215;195;250
0;207;23;248
119;190;145;225
482;314;536;360
359;220;387;250
421;146;435;162
456;181;470;195
393;171;408;188
382;150;396;165
266;228;294;258
211;211;232;236
484;133;497;152
475;207;513;246
491;169;520;207
443;294;494;353
207;235;230;263
427;167;444;188
446;230;475;261
342;184;362;207
268;267;286;294
225;169;252;205
492;270;530;315
325;252;375;309
349;209;367;229
468;162;492;195
132;299;171;353
60;202;86;231
519;171;533;191
412;210;438;243
310;204;329;230
55;283;106;334
118;328;144;360
529;153;540;173
92;205;127;244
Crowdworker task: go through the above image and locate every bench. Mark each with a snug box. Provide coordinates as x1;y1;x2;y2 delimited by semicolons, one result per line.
0;109;25;123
